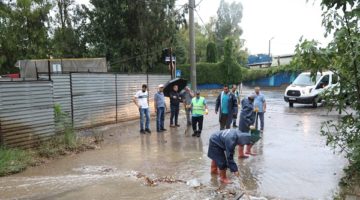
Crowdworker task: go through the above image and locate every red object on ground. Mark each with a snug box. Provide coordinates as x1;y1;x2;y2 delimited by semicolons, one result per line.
4;73;20;78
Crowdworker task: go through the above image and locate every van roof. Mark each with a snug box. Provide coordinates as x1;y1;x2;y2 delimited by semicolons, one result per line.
301;71;333;75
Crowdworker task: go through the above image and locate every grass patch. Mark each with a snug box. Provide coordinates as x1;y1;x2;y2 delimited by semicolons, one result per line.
0;147;34;176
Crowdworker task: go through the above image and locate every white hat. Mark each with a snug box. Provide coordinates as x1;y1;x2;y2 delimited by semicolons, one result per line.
158;84;164;88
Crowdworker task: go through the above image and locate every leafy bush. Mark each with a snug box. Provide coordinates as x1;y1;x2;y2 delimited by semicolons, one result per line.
38;104;79;158
177;63;297;84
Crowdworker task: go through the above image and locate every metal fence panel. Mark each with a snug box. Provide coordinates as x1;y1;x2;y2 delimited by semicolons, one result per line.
52;74;71;114
116;74;147;121
72;73;116;128
148;74;171;111
116;74;170;122
0;81;55;148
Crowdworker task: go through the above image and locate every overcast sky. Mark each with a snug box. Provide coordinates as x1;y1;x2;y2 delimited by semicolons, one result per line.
183;0;331;56
77;0;330;56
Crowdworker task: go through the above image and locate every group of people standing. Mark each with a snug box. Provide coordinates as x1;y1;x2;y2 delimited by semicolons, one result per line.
133;83;208;137
133;83;266;135
215;85;266;132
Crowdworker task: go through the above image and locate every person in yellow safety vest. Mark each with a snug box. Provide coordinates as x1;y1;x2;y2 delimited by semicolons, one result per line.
191;90;208;137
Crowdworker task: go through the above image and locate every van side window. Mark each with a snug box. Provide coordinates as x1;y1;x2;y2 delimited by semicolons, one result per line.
317;75;330;89
321;75;329;86
332;74;338;84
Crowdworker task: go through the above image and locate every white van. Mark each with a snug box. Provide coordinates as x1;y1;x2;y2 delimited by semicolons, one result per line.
284;71;339;108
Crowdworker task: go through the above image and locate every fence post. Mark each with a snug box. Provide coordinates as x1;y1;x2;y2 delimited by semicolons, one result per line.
115;74;118;122
147;72;149;105
70;73;74;126
0;118;3;146
35;67;39;81
47;59;51;81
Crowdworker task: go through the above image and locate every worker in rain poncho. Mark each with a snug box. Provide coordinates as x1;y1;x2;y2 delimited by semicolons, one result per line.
238;94;256;158
207;129;252;184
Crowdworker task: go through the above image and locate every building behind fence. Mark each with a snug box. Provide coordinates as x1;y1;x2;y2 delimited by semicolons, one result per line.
0;73;170;148
16;58;107;78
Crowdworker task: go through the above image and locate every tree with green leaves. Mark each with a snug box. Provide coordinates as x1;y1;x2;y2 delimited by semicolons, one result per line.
79;0;182;72
220;38;242;84
0;0;51;73
292;0;360;186
51;0;86;58
206;42;217;63
215;0;243;59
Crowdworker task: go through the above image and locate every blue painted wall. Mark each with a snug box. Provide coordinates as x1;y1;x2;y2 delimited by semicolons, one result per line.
243;72;299;87
192;72;299;89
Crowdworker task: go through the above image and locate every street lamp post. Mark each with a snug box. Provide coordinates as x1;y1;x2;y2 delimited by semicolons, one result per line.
268;37;274;56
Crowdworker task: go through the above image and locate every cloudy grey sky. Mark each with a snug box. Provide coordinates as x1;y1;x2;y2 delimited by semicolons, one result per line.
183;0;330;56
77;0;330;56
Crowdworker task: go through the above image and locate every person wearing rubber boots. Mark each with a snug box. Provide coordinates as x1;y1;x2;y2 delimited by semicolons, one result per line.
190;91;208;137
238;95;256;158
208;129;252;184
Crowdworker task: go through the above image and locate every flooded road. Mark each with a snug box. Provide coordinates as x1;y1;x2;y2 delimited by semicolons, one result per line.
0;88;348;200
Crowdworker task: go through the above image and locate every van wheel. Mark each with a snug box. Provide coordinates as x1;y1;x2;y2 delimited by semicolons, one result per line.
289;102;294;107
346;100;351;106
312;100;318;108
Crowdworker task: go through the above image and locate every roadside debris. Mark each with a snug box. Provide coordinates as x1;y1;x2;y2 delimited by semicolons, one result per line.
73;166;116;174
129;171;189;187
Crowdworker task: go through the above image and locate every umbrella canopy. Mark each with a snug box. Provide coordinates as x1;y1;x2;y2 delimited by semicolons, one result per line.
163;78;187;97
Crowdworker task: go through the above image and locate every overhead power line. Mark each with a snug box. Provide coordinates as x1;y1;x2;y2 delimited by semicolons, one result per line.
195;0;204;7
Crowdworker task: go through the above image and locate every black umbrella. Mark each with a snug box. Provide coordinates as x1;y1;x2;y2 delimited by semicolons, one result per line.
163;78;187;97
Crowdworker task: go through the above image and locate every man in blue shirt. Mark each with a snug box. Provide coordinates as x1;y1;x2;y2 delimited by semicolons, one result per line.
154;84;167;132
254;87;266;132
215;85;237;130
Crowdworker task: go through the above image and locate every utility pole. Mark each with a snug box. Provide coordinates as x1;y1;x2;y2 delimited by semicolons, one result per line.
268;37;274;56
189;0;197;92
169;47;174;79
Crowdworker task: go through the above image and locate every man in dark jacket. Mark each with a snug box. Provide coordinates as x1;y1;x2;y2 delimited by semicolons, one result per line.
208;129;252;184
169;85;181;127
238;95;256;158
215;85;237;130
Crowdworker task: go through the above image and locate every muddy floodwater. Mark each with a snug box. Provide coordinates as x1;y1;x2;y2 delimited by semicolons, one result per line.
0;88;349;200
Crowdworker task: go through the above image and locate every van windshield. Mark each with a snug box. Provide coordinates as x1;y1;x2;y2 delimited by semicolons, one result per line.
293;74;321;86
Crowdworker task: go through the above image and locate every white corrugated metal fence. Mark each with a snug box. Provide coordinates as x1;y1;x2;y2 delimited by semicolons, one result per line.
0;73;171;147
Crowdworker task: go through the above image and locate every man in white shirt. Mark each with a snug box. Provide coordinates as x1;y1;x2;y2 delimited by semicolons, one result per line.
133;84;151;134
